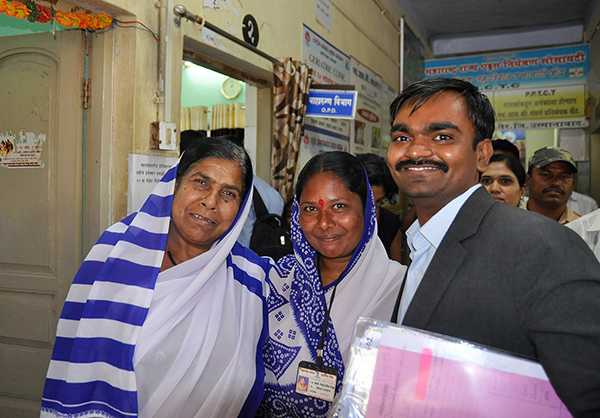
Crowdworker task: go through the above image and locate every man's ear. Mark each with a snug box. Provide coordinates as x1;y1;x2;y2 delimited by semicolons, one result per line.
475;138;493;172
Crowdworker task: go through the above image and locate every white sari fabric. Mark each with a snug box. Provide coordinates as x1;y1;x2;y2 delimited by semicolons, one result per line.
133;193;269;418
42;162;269;418
259;182;406;417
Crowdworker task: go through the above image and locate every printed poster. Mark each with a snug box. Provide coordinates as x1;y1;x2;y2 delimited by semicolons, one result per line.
0;130;46;168
425;43;589;90
315;0;332;32
300;25;351;173
296;125;349;174
424;44;589;128
350;58;384;154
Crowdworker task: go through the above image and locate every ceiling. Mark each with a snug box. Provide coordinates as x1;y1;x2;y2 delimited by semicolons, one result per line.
409;0;593;38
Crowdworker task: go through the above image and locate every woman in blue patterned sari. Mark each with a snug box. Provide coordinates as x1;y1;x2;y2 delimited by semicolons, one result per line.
259;151;406;417
41;137;269;418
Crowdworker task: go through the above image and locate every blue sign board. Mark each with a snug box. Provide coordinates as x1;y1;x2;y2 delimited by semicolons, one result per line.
424;44;589;90
306;89;358;119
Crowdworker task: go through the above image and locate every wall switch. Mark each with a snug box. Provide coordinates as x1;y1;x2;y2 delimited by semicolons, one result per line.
159;121;177;151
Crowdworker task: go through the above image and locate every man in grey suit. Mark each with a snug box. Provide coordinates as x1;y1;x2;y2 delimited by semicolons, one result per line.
387;78;600;417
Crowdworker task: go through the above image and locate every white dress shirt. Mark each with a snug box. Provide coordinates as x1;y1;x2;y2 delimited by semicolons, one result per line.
568;191;599;216
567;208;600;262
398;184;481;323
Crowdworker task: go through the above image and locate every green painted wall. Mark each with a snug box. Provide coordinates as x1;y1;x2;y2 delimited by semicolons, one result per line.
181;61;245;108
0;14;62;37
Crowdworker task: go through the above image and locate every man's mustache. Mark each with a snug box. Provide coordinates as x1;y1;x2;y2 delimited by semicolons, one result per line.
394;159;449;173
543;186;564;195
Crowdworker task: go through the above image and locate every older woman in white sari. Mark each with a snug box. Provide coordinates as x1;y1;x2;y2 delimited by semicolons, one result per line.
41;137;269;418
259;151;406;417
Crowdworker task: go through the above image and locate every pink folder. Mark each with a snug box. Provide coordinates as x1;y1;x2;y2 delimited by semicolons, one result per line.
366;345;572;418
332;320;572;418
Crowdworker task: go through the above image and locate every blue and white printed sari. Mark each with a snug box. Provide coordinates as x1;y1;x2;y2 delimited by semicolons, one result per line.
260;182;405;417
41;162;270;418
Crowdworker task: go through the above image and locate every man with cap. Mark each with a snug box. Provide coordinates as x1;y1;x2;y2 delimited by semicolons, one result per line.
526;146;580;224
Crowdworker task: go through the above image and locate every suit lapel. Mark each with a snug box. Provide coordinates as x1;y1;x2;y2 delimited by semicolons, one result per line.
403;188;495;329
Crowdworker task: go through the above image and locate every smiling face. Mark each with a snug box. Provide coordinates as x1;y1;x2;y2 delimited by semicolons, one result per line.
298;171;364;262
481;161;523;207
528;161;575;209
170;157;243;254
387;92;492;222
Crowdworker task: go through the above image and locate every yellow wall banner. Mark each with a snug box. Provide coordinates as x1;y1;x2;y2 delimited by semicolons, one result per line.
491;84;585;122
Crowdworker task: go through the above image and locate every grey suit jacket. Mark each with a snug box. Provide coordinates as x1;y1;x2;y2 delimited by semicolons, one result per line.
403;187;600;418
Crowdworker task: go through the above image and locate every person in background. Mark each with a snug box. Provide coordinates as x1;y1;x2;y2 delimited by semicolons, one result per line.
480;153;526;207
569;190;599;216
387;77;600;417
180;130;284;248
526;147;580;224
356;153;402;261
568;207;600;262
42;138;270;418
491;138;520;159
491;138;598;216
259;151;405;417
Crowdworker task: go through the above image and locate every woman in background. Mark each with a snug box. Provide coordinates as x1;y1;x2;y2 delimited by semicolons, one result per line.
481;152;526;207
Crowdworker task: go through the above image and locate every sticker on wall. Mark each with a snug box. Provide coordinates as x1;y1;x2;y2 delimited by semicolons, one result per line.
0;130;46;168
315;0;332;32
242;14;259;47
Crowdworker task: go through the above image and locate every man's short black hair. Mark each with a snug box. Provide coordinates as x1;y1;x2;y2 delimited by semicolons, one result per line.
390;78;495;149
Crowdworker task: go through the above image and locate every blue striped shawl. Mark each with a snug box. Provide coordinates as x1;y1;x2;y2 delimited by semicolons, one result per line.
41;163;269;418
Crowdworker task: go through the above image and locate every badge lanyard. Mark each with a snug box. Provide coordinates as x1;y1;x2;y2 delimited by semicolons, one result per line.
390;264;410;324
316;283;338;366
294;283;340;402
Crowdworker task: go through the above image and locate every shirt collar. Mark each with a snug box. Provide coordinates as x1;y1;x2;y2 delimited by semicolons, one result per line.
587;212;600;231
407;184;482;252
558;207;580;225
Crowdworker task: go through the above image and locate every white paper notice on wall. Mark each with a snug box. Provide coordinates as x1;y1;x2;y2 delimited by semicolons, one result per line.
128;154;178;213
315;0;332;32
0;130;46;168
203;0;220;9
203;0;233;10
201;27;229;52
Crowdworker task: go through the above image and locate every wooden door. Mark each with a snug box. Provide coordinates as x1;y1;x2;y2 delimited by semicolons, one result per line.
0;31;83;417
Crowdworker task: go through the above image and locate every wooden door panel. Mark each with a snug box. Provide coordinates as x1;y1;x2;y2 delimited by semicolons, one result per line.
0;52;54;269
0;31;82;417
0;291;53;342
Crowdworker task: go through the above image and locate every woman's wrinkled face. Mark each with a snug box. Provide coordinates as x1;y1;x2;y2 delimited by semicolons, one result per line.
298;171;364;261
171;157;243;253
481;161;523;207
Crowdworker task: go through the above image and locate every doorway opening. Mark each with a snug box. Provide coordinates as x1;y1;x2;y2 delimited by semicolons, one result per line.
180;61;254;163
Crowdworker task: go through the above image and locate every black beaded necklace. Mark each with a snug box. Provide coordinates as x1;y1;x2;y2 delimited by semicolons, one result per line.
166;250;178;266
